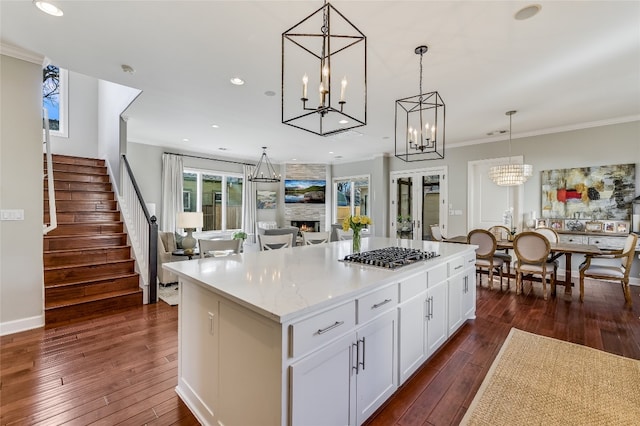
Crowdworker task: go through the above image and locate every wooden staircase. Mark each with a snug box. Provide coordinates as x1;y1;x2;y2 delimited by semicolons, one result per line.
43;154;142;328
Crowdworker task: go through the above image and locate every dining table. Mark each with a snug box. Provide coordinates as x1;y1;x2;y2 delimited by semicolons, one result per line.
444;235;602;295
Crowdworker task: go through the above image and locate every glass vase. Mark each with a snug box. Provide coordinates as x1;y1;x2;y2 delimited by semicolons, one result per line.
352;229;361;253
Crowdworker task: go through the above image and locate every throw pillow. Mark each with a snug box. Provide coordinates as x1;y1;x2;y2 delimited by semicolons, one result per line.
174;232;184;249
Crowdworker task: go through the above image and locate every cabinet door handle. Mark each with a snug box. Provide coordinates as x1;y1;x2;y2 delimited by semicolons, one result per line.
359;337;366;371
454;265;463;270
425;297;430;320
352;342;359;373
372;298;392;309
317;321;344;335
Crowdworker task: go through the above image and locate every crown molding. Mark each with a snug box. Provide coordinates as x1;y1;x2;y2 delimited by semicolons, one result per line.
0;42;44;65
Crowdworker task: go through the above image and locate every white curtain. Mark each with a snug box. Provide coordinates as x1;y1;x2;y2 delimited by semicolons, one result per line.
243;165;257;243
161;153;184;232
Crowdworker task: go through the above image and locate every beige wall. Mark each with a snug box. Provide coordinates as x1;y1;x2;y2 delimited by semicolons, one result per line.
0;54;45;333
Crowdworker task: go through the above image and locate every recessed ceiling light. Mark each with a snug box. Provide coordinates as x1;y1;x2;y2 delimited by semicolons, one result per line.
291;158;297;161
515;4;541;20
329;151;334;154
338;119;349;125
182;138;189;142
264;90;276;97
230;77;245;86
33;0;63;16
211;124;219;128
121;64;135;74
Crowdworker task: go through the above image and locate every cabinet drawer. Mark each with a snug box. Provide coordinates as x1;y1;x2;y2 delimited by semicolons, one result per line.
428;263;448;287
587;236;628;250
399;271;427;303
448;256;465;277
464;252;476;268
559;234;586;244
290;302;355;358
357;284;397;324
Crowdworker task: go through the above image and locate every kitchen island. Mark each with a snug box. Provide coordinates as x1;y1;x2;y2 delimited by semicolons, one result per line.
164;237;476;426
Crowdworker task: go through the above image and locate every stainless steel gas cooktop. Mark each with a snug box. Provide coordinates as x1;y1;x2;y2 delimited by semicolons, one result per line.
341;247;439;270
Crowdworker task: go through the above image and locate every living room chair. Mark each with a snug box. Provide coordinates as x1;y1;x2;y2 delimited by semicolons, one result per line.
513;231;556;300
198;239;241;258
487;225;512;288
468;229;505;290
157;231;180;285
302;231;330;245
259;233;293;250
579;233;638;306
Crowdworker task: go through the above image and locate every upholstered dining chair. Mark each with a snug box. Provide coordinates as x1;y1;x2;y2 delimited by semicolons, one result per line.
534;227;559;243
198;238;241;258
302;231;330;245
430;224;444;241
513;231;556;300
579;233;638;306
259;233;293;251
487;225;512;288
468;229;505;291
336;229;353;241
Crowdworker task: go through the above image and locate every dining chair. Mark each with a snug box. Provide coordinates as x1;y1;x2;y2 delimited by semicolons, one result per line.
579;233;638;305
259;233;293;251
336;229;353;241
533;227;560;276
468;229;505;291
430;224;444;241
198;239;241;258
302;231;330;245
487;225;512;288
513;231;556;300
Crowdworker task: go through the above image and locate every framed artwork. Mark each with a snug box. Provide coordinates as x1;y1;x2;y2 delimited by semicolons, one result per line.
585;221;603;232
616;221;628;233
603;221;616;232
284;179;326;204
549;219;563;230
257;190;277;209
540;163;635;220
535;219;547;229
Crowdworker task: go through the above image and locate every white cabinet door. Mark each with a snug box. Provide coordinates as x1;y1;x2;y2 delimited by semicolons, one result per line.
290;333;356;426
178;282;219;420
426;279;448;357
355;310;398;425
448;273;463;335
462;258;476;319
398;293;427;383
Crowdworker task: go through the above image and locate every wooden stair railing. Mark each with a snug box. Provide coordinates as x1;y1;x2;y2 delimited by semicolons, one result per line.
43;154;142;327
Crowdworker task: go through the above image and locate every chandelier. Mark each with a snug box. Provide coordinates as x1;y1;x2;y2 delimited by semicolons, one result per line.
395;45;445;162
248;147;281;183
488;111;533;186
282;0;366;136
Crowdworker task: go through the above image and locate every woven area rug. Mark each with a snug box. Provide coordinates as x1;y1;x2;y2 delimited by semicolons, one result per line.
158;284;179;306
461;328;640;425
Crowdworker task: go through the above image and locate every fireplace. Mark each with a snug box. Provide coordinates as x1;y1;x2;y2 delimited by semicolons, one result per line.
290;220;320;233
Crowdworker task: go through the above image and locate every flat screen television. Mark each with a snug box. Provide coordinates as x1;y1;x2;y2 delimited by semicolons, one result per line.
284;179;326;204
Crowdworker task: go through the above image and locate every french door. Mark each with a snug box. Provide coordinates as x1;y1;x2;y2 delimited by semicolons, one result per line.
390;166;447;241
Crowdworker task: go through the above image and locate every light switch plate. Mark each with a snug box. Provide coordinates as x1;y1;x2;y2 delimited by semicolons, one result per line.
1;209;24;221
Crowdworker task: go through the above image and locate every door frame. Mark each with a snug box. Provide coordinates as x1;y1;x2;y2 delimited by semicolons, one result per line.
389;166;448;241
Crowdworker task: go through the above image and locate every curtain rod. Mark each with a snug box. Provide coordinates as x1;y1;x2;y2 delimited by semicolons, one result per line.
164;152;254;167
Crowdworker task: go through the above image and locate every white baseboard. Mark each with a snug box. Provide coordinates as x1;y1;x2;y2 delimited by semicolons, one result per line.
0;314;44;336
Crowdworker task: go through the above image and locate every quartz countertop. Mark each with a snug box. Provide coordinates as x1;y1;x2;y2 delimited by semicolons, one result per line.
164;237;474;323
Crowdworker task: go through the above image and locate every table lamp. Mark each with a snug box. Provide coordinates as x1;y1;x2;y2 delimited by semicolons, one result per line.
177;212;203;254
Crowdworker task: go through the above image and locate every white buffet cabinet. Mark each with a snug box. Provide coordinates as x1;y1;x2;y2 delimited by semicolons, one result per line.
164;237;477;426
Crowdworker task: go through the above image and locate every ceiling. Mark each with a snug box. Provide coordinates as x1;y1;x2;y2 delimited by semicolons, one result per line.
2;1;639;164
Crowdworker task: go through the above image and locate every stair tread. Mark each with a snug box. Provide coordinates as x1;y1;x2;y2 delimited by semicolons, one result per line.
45;272;139;289
44;232;127;239
45;288;141;310
45;258;134;271
43;245;130;254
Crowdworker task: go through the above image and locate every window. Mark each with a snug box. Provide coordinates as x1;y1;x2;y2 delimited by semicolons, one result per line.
42;65;68;137
183;168;244;232
334;175;370;223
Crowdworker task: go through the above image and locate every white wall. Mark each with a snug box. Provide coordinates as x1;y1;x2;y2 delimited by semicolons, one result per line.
50;71;99;158
0;54;45;334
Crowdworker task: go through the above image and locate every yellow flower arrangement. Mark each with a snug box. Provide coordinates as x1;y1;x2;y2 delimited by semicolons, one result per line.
342;215;372;232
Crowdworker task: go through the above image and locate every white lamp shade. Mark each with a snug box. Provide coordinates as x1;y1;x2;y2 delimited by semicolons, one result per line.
177;212;203;229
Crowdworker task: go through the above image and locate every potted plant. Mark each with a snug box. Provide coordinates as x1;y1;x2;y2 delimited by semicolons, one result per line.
232;231;247;241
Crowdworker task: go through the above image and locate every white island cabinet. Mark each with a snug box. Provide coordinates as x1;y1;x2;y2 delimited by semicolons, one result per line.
164;237;476;426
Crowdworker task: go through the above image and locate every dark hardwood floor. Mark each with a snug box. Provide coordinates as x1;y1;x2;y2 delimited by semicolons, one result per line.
2;279;638;425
